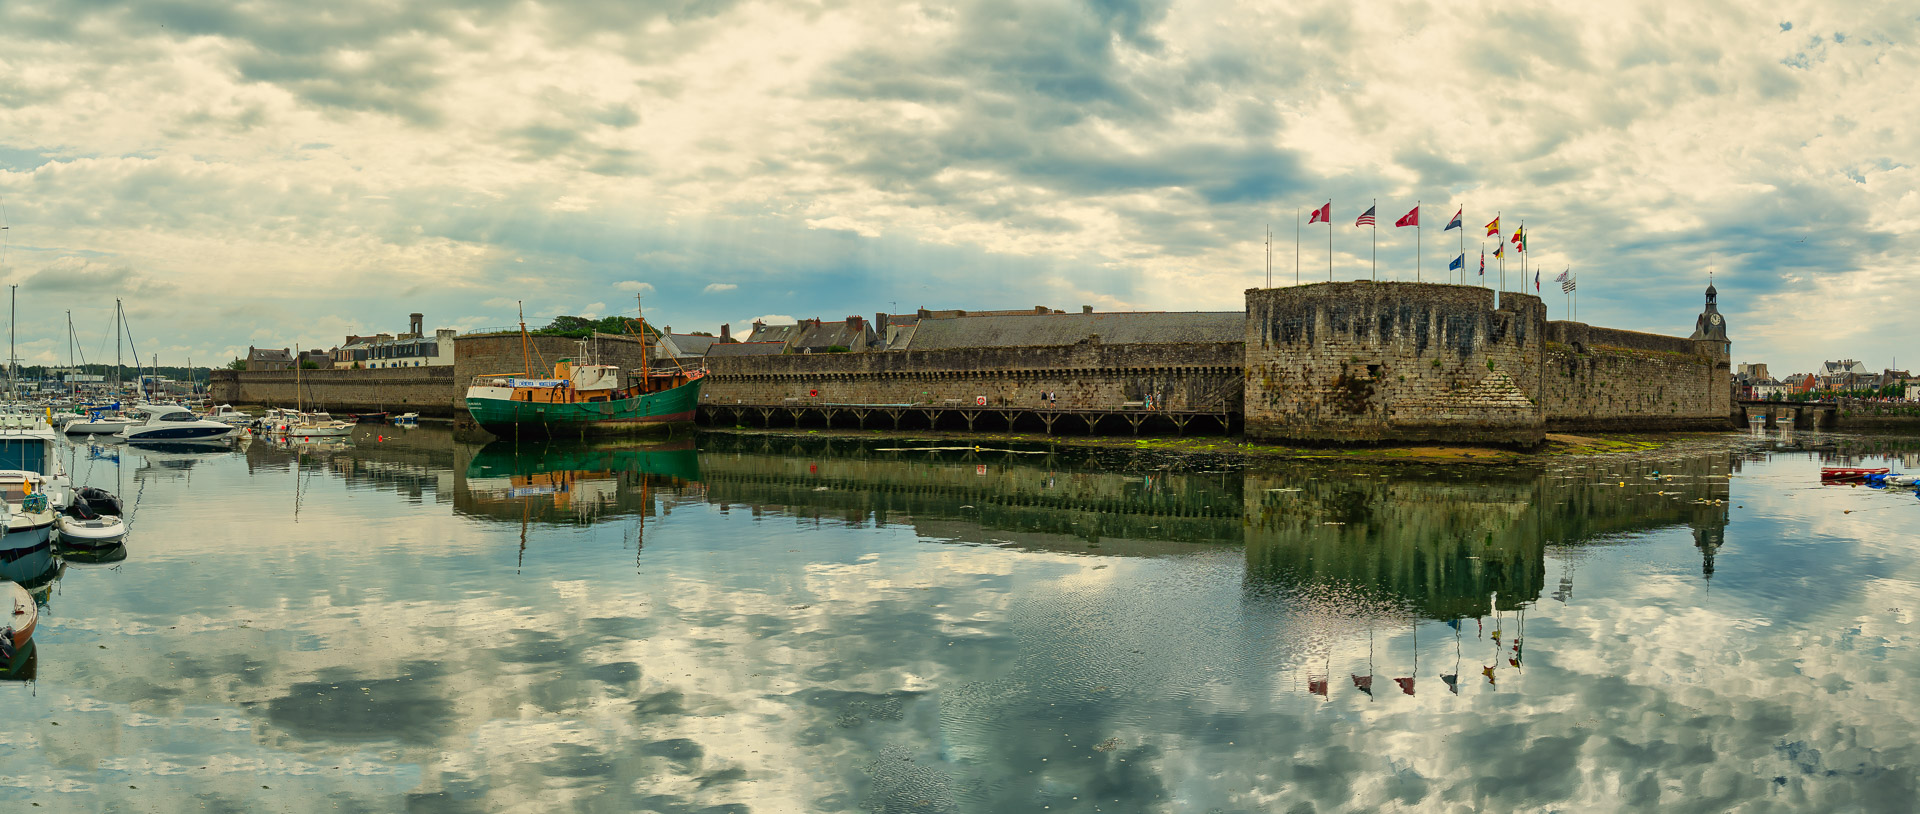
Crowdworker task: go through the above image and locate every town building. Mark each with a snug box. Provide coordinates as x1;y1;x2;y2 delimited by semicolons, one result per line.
246;347;294;371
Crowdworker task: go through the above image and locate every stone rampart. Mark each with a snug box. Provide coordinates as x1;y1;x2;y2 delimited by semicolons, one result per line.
209;367;459;416
1244;282;1547;445
1542;320;1729;431
700;342;1243;412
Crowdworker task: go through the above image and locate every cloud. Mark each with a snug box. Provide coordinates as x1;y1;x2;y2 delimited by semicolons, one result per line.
701;283;737;294
0;0;1912;373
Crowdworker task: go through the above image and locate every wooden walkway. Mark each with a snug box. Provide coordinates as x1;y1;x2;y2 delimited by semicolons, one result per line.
699;401;1237;436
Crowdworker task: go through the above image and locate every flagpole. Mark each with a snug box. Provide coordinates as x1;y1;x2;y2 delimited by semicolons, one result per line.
1458;207;1466;285
1497;210;1504;294
1266;224;1271;288
1327;201;1333;282
1415;200;1421;283
1370;198;1377;281
1295;209;1300;285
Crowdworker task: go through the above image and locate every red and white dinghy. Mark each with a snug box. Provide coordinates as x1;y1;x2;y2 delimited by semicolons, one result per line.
1822;467;1890;481
1;581;34;660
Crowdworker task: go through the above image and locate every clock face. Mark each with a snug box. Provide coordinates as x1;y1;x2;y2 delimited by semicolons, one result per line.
1710;314;1723;325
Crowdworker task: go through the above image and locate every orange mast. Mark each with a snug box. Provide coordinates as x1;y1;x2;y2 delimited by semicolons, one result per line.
517;301;532;377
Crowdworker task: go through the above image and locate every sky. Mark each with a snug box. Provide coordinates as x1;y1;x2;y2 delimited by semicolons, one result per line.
0;0;1912;375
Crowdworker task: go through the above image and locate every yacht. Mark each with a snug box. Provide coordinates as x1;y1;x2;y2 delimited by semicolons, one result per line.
117;405;238;444
0;410;73;510
267;411;354;439
205;404;253;425
63;407;137;435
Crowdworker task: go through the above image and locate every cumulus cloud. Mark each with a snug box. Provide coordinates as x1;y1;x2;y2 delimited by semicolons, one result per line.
0;0;1911;371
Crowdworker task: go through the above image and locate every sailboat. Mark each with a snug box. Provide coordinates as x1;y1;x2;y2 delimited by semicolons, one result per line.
267;344;352;439
464;302;703;438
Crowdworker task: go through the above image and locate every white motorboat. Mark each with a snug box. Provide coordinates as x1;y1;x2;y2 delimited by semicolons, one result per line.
62;410;136;435
55;514;125;546
118;405;238;444
392;412;420;424
267;411;354;439
205;404;253;425
0;472;55;554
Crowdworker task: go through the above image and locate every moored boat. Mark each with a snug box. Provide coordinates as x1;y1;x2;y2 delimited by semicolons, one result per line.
1821;467;1890;481
1;581;35;661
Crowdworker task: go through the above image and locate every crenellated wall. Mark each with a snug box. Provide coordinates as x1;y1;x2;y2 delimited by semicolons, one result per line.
1244;282;1548;445
699;341;1244;413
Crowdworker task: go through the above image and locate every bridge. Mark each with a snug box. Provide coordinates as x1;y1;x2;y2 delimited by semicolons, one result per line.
1733;400;1837;430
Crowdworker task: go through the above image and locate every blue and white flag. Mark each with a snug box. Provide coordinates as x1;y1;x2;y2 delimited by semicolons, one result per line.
1449;253;1465;272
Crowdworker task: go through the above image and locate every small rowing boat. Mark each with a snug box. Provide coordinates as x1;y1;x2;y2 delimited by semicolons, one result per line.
1;581;35;661
1822;467;1890;481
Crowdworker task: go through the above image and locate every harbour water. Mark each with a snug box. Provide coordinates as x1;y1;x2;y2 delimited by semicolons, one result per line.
2;428;1918;812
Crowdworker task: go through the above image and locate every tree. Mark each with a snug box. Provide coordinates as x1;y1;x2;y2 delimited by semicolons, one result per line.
226;359;247;370
299;360;321;370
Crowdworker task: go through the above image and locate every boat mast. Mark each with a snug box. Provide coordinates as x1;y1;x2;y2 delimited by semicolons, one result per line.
7;284;15;404
115;299;123;399
67;310;74;400
517;301;531;377
637;293;649;390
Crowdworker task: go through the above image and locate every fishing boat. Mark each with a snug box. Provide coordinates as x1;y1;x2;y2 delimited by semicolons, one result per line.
1821;467;1890;481
0;471;57;551
463;306;703;438
2;581;36;661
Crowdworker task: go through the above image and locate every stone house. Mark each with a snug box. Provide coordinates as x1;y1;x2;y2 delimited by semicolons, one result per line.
246;347;293;371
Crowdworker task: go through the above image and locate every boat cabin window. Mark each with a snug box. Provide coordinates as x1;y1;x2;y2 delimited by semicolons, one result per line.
0;482;31;502
158;411;197;422
0;439;46;472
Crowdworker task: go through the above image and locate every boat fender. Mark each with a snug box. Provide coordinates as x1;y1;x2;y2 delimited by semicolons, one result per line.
0;629;11;661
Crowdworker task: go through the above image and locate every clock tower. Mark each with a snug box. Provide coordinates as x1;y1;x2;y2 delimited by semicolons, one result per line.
1689;281;1729;346
1688;280;1733;420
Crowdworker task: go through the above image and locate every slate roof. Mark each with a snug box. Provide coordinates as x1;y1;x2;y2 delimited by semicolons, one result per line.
659;333;721;359
790;321;875;352
746;323;802;344
898;312;1243;350
705;341;787;358
248;347;292;362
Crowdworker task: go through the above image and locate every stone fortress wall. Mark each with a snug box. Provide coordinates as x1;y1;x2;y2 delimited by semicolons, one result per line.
215;283;1729;443
699;342;1244;413
1241;281;1729;445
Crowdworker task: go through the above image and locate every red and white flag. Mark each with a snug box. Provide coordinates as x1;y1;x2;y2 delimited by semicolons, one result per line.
1308;202;1331;224
1395;206;1420;227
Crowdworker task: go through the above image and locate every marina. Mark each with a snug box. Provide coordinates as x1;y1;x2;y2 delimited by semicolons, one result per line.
0;424;1916;809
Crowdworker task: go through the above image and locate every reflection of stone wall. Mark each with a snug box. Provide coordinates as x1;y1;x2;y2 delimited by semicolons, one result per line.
1244;283;1548;445
1243;454;1732;619
701;342;1243;412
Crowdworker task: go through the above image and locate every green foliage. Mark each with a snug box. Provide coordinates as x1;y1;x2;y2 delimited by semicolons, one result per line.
825;345;850;353
536;315;659;340
299;360;321;370
226;359;247;370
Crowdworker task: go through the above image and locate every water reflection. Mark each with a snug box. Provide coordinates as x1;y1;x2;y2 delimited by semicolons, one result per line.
5;426;1916;812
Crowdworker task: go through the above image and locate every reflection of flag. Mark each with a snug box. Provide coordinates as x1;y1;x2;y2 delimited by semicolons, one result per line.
1449;253;1464;272
1492;630;1502;645
1308;675;1329;698
1446;619;1461;630
1441;674;1460;694
1444;207;1463;231
1308;202;1331;224
1395;206;1420;227
1483;665;1496;685
1394;677;1416;695
1485;217;1500;236
1356;205;1376;227
1353;674;1374;696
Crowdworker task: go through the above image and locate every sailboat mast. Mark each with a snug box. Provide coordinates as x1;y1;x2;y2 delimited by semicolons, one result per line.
115;298;123;396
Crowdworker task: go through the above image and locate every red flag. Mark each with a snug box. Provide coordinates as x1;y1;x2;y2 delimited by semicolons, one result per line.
1395;206;1419;227
1308;202;1331;224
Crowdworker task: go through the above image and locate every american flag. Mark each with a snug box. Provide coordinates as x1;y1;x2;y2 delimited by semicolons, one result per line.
1355;205;1376;227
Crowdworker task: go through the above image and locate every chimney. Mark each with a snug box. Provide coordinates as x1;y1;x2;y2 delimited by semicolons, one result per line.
720;323;731;341
1082;305;1093;314
845;315;864;331
1034;306;1047;314
410;312;424;336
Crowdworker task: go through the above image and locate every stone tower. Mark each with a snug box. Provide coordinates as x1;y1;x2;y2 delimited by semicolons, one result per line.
1688;282;1733;419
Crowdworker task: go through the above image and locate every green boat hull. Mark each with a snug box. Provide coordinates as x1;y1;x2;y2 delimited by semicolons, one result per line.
466;378;703;437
